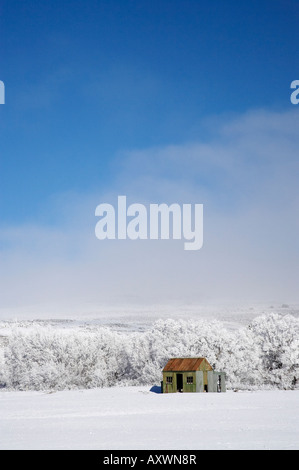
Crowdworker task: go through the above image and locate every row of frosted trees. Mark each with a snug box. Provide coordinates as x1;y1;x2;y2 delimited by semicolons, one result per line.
0;313;298;391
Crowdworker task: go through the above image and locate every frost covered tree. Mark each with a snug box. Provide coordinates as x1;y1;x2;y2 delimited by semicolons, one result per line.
245;313;299;389
3;326;125;390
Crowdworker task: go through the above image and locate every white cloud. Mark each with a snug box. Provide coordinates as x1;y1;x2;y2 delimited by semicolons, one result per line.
1;108;298;317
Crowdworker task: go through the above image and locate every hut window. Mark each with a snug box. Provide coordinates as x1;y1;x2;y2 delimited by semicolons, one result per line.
166;376;173;384
186;376;193;384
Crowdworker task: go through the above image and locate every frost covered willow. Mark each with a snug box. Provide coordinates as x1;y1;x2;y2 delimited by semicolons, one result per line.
0;313;298;391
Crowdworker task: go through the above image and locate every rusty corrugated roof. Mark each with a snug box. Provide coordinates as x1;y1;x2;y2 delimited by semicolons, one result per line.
163;357;209;372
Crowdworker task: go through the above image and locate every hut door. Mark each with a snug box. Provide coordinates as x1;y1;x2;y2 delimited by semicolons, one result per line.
176;373;183;392
217;374;221;392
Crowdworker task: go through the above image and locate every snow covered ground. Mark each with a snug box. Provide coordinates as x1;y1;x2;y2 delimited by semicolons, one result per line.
1;301;298;333
1;386;298;450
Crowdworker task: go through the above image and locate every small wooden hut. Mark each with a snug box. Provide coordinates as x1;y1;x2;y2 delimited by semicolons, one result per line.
162;357;226;393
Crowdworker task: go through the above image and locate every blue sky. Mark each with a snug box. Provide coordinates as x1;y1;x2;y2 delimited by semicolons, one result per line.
1;0;298;221
0;1;298;313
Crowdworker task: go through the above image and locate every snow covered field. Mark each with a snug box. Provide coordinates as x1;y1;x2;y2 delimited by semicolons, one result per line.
1;386;298;450
1;301;298;332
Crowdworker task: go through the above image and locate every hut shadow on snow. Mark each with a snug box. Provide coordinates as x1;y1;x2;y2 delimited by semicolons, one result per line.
150;385;162;394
